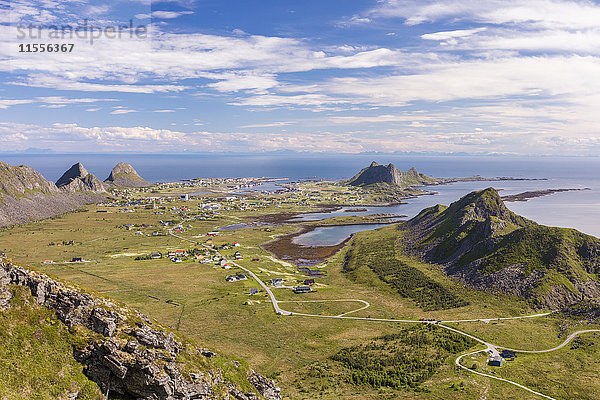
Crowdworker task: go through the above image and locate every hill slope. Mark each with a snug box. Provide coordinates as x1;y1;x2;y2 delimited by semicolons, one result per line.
0;257;280;400
105;163;150;187
401;188;600;309
346;161;440;188
0;161;105;227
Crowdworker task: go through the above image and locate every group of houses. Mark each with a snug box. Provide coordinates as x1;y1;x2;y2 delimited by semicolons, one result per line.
270;276;317;293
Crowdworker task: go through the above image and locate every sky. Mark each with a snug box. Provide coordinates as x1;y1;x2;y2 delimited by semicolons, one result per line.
1;0;600;155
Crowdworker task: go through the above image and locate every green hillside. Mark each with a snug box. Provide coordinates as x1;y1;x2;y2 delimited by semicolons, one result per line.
402;188;600;308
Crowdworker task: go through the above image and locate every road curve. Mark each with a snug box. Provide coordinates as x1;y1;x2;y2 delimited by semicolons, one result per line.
169;226;596;399
169;230;291;315
455;350;557;400
275;299;371;317
499;329;600;353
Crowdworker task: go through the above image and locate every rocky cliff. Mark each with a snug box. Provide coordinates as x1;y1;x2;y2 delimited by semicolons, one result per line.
401;188;600;309
0;255;281;400
346;162;440;188
56;162;107;193
105;163;150;188
0;161;106;227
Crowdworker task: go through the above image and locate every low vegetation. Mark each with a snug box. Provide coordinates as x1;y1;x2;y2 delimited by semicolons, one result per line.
342;234;469;311
298;324;475;395
0;286;102;400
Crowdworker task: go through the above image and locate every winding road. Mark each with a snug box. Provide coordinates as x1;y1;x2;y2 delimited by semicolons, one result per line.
170;226;600;399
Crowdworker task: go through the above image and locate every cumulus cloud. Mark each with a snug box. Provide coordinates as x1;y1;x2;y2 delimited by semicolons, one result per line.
367;0;600;29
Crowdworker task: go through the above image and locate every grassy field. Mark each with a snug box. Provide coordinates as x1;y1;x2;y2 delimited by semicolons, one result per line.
1;191;599;399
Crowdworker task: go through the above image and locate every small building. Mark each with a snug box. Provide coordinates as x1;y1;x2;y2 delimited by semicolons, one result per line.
488;355;503;367
181;194;189;201
294;286;312;293
232;242;241;247
71;257;83;263
226;274;247;282
252;258;259;262
249;288;259;295
271;278;284;287
303;279;315;286
150;252;162;259
207;231;219;237
171;257;183;263
42;260;54;264
501;350;516;361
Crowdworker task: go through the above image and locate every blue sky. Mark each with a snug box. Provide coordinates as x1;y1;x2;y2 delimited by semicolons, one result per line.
2;0;600;155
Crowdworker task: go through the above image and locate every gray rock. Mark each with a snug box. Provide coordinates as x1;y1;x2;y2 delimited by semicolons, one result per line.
0;160;106;227
247;371;281;400
105;163;150;188
1;260;280;400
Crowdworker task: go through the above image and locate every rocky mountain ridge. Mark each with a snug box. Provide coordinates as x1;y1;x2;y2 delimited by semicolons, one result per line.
401;188;600;309
345;161;440;188
0;160;151;227
0;255;281;400
56;162;107;193
0;161;105;227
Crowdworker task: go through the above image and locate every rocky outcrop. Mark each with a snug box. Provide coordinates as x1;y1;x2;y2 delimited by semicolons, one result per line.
247;371;281;400
56;162;90;187
0;160;106;227
346;161;439;188
0;258;281;400
57;162;107;193
105;163;150;188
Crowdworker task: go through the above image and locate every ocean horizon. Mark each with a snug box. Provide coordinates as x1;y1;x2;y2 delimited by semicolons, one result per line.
2;153;599;237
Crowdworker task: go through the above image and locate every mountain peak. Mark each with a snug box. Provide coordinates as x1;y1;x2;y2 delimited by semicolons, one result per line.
346;162;438;188
402;188;600;309
56;162;89;187
445;188;519;224
105;163;149;188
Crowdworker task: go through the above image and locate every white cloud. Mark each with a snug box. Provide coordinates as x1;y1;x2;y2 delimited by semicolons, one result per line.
368;0;600;29
421;28;487;41
0;99;36;109
151;11;194;19
240;121;297;128
110;109;137;114
0;96;116;109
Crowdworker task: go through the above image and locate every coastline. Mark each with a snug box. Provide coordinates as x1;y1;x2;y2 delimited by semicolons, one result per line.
260;220;400;266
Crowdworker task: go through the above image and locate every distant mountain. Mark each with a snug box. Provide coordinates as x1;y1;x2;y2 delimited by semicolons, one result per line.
346;161;440;187
56;162;106;193
104;163;149;188
402;188;600;309
0;161;106;227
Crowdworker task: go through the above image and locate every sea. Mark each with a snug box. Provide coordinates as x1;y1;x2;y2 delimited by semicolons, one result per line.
2;153;599;238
